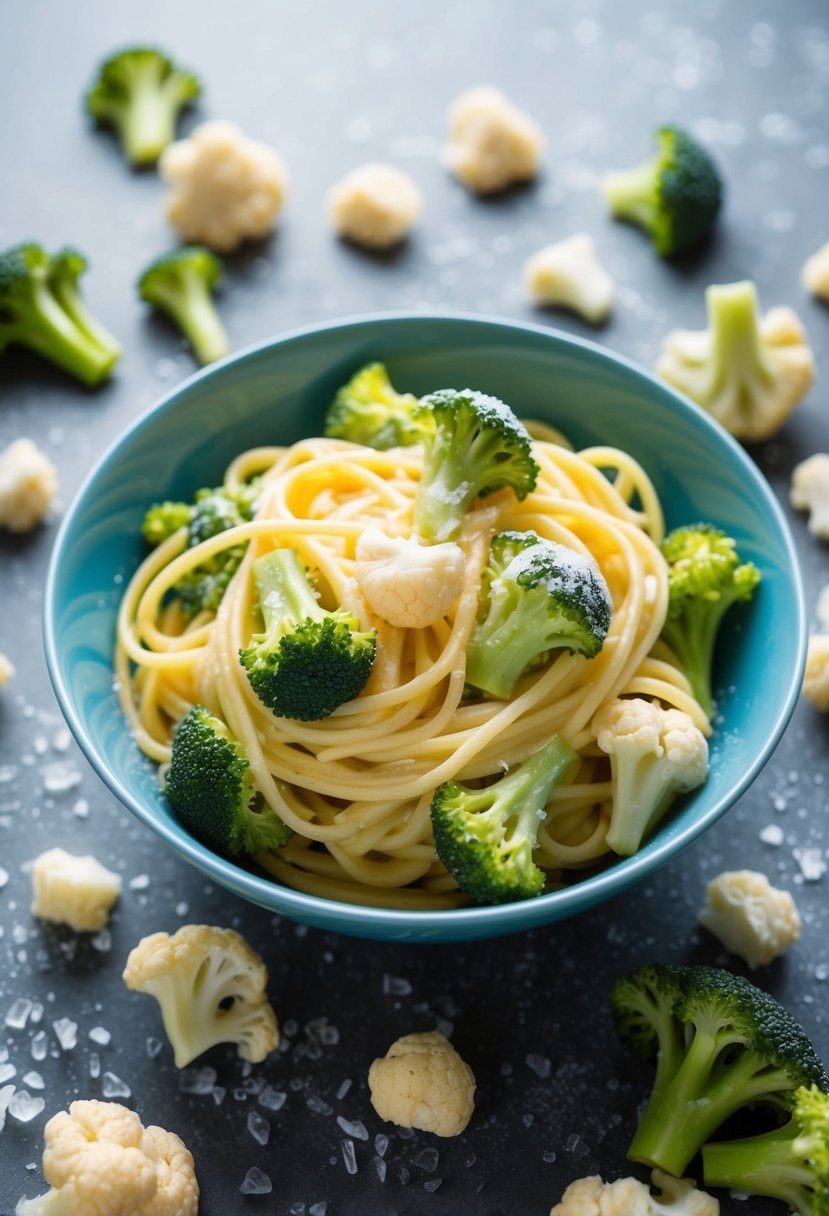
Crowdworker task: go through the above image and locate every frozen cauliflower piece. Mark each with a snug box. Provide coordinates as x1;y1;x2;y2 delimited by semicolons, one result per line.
0;438;58;533
161;120;287;252
802;240;829;301
16;1099;198;1216
0;654;14;686
790;452;829;540
551;1169;719;1215
368;1030;475;1137
354;526;465;628
329;162;422;249
526;234;614;323
698;870;801;969
803;633;829;711
31;848;121;933
123;924;279;1068
444;86;543;194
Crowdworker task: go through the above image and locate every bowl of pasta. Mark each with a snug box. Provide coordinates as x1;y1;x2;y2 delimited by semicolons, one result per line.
44;313;806;942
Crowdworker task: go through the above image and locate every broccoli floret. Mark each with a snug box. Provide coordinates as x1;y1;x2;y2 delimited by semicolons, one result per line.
176;483;260;618
660;523;761;718
239;548;377;721
612;964;828;1178
86;46;201;167
702;1085;829;1216
413;388;539;542
165;705;291;857
465;529;611;699
0;243;120;387
141;500;191;546
430;735;577;904
138;247;229;366
602;126;723;258
324;362;430;450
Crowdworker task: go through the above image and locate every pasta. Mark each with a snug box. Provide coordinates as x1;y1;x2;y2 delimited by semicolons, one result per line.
116;421;709;911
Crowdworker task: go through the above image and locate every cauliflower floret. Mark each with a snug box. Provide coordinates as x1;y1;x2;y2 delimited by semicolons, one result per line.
31;848;121;933
123;924;279;1068
354;525;465;628
593;698;708;857
160;120;287;252
551;1169;719;1216
328;162;422;249
802;240;829;301
0;653;14;687
790;452;829;540
368;1030;475;1137
526;234;614;323
0;438;58;532
698;869;801;969
444;86;543;194
803;633;829;711
16;1099;198;1216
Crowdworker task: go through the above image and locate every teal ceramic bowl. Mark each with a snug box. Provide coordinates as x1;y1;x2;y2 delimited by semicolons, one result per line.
44;313;806;942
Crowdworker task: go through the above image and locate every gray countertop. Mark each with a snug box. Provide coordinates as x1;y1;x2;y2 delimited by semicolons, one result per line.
2;1;828;1213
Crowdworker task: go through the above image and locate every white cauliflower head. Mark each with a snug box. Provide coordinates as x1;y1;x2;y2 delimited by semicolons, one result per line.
526;234;614;324
444;86;543;194
354;525;465;628
802;240;829;301
0;438;58;532
550;1169;719;1216
15;1099;199;1216
698;869;801;969
161;120;287;252
803;633;829;711
368;1030;475;1137
656;281;814;442
31;848;122;933
122;924;279;1068
0;653;14;687
328;162;422;249
790;453;829;540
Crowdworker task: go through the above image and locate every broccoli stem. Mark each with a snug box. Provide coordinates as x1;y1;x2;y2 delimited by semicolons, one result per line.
661;606;722;720
253;549;322;629
702;1123;813;1214
22;282;117;387
602;161;658;230
50;276;121;361
706;281;772;402
120;77;181;166
155;279;229;366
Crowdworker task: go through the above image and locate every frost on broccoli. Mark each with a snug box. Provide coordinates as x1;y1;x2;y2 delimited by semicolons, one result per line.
430;735;576;904
413;388;538;542
602;126;722;258
465;529;611;699
86;46;201;167
660;523;761;718
324;362;428;450
138;247;229;365
239;548;377;721
702;1084;829;1216
612;963;828;1178
0;243;120;387
165;705;291;858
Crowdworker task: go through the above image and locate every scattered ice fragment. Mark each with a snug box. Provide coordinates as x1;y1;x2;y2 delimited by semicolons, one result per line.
128;874;150;891
309;1204;328;1216
89;1053;100;1079
423;1178;443;1193
760;824;784;846
526;1052;551;1079
9;1090;45;1122
52;1018;78;1051
341;1138;358;1174
91;929;112;953
42;762;82;793
72;798;89;819
373;1156;387;1182
0;1063;16;1084
374;1133;389;1158
336;1116;369;1140
258;1085;287;1112
0;1084;14;1131
0;866;8;889
240;1166;272;1195
247;1109;270;1146
102;1072;131;1099
30;1032;47;1061
179;1066;217;1095
146;1037;163;1059
794;848;827;882
6;998;33;1029
412;1147;439;1173
89;1026;111;1046
382;974;412;996
336;1078;352;1101
22;1071;44;1090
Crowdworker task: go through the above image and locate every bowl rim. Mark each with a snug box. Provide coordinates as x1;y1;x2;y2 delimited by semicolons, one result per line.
43;309;807;935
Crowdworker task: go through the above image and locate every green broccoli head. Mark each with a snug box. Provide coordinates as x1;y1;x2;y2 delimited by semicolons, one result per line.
0;242;120;386
86;46;201;166
613;963;828;1178
703;1084;829;1216
660;523;761;717
141;500;192;546
239;548;377;721
175;482;260;618
430;735;576;904
465;529;612;699
165;705;291;857
610;963;688;1099
138;248;228;365
324;362;430;450
602;126;723;257
413;388;539;542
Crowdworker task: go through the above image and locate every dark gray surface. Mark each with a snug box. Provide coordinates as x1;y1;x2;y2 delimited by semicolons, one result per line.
2;1;829;1212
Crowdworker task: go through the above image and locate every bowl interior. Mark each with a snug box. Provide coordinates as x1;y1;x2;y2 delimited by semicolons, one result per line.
44;314;805;941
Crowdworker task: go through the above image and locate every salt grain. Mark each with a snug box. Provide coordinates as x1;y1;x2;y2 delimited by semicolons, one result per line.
9;1091;45;1123
794;848;827;882
128;874;150;891
309;1203;328;1215
336;1115;369;1140
423;1178;443;1193
306;1094;332;1116
760;824;784;846
526;1053;551;1079
374;1133;389;1157
90;929;112;953
179;1067;217;1095
240;1166;272;1195
258;1085;287;1112
42;762;82;793
30;1032;47;1061
89;1053;100;1079
72;798;89;819
373;1156;387;1182
289;1204;305;1216
0;1084;14;1131
102;1072;131;1099
335;1078;352;1101
412;1147;439;1173
341;1138;358;1174
382;974;412;996
0;1063;16;1084
146;1037;163;1059
22;1072;43;1090
52;1018;78;1051
5;998;33;1029
89;1026;111;1046
247;1108;270;1146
